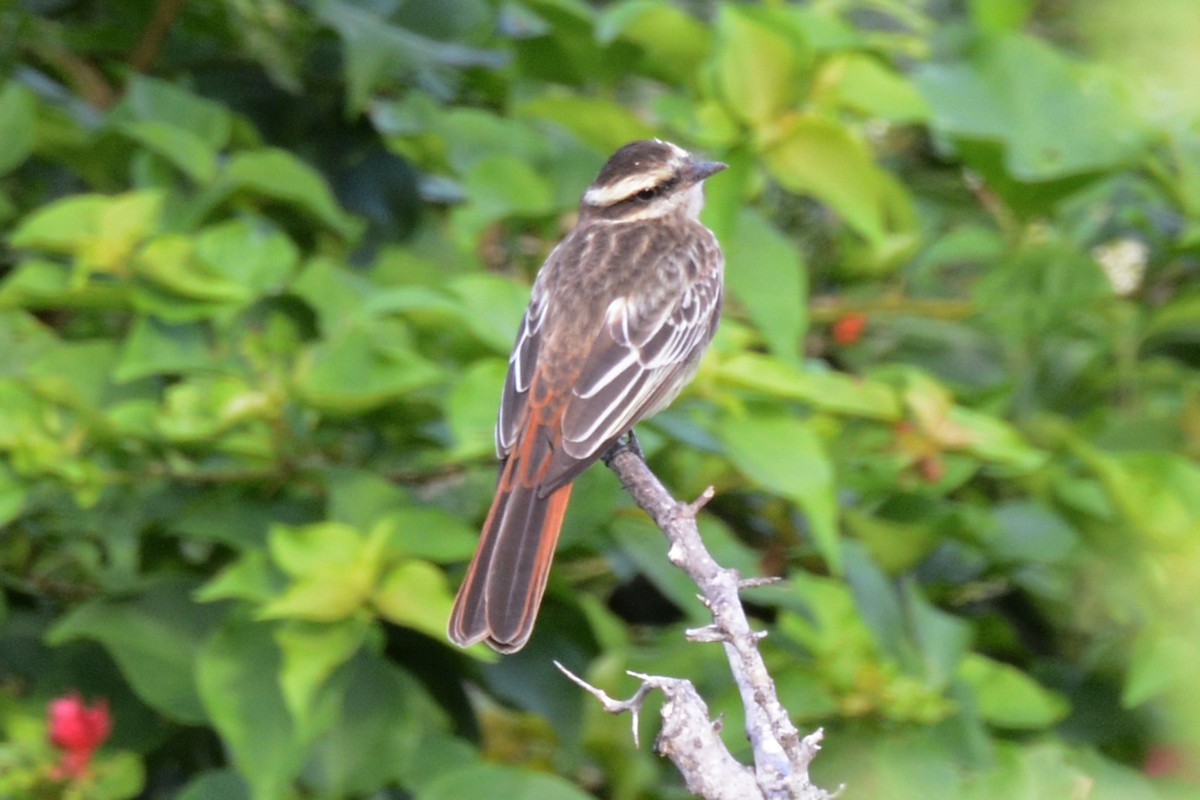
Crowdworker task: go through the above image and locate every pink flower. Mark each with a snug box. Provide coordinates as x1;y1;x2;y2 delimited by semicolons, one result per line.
47;692;111;779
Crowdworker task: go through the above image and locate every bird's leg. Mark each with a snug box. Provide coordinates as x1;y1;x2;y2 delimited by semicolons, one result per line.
625;429;645;459
603;429;645;466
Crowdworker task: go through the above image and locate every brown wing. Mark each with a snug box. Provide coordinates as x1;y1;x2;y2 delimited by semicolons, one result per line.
494;230;722;493
558;261;722;460
495;277;548;459
541;239;721;487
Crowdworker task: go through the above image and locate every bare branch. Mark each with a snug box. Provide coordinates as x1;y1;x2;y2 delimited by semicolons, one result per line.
581;437;837;799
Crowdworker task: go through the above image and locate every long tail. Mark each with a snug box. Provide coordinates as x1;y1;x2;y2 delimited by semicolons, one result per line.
448;452;574;653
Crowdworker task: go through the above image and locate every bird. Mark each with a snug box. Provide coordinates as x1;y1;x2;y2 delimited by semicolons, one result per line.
448;139;727;653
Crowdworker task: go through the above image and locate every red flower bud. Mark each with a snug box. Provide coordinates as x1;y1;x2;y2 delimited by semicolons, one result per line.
47;692;111;778
831;313;866;345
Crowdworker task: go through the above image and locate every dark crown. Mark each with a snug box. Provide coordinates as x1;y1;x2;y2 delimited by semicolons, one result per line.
582;140;724;212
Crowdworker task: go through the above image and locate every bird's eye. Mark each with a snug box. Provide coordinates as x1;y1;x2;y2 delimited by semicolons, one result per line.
636;188;657;201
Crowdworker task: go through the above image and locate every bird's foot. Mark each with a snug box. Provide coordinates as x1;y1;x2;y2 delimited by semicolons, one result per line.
603;429;645;465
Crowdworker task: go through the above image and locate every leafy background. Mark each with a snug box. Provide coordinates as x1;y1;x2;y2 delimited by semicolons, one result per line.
2;0;1199;798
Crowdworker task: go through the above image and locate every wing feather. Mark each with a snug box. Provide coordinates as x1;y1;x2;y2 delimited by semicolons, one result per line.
495;226;722;490
559;248;722;462
496;281;548;457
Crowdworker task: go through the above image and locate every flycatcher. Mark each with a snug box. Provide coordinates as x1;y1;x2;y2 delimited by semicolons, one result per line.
448;140;727;653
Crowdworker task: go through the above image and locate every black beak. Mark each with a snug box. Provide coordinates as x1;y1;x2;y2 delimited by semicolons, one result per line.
690;159;728;182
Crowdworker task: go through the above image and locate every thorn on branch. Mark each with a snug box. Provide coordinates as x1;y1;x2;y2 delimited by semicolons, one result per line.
554;661;652;748
682;485;716;517
738;576;785;589
685;624;729;643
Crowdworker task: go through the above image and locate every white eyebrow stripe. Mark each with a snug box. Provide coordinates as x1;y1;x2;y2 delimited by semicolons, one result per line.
583;166;675;206
663;140;688;159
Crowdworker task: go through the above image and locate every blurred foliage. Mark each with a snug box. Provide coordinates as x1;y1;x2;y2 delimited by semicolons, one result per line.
1;0;1199;798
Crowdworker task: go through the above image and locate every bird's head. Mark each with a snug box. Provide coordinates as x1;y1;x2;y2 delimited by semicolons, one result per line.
580;140;726;223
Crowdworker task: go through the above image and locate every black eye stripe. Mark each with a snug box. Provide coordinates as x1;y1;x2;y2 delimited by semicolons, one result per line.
629;176;679;203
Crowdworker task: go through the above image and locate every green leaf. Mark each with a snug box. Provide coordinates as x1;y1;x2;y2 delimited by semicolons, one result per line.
975;242;1112;337
383;507;481;563
717;353;902;420
431;106;547;175
135;235;250;305
297;322;445;413
26;338;120;408
763;115;912;245
372;559;456;639
987;501;1080;564
0;462;28;526
417;763;595;800
12;191;164;274
270;522;362;578
1144;288;1200;349
842;509;939;573
452;154;556;246
114;317;212;382
155;375;272;442
260;522;385;621
327;468;411;530
445;358;507;459
316;0;508;114
946;406;1047;472
362;284;461;319
713;5;811;126
957;653;1070;729
0;82;36;175
10;195;107;252
47;575;224;723
306;650;450;796
596;0;712;84
516;92;655;151
772;573;877;657
1075;748;1168;800
274;617;370;736
842;540;910;665
904;582;973;690
290;257;370;333
967;741;1150;800
1123;630;1194;707
196;615;309;800
197;550;282;604
971;0;1033;32
820;53;930;122
1081;450;1200;543
120;120;218;183
0;259;73;308
717;411;841;572
122;74;233;150
447;274;531;353
722;209;807;362
89;751;145;800
193;218;300;297
176;771;250;800
223;149;357;238
916;33;1141;180
897;368;1046;471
